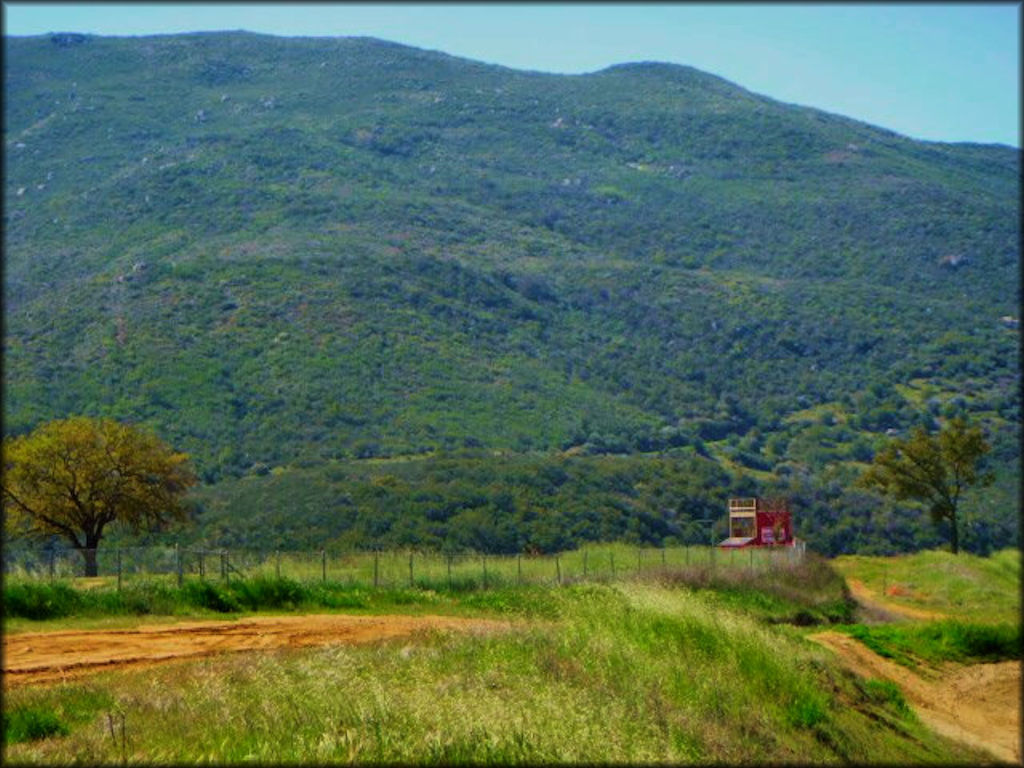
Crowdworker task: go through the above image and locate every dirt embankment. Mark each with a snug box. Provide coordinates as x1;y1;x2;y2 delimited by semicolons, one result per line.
3;614;512;688
810;630;1019;764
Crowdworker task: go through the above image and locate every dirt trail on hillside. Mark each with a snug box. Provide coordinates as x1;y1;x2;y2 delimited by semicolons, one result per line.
810;631;1020;763
845;578;949;621
3;614;512;688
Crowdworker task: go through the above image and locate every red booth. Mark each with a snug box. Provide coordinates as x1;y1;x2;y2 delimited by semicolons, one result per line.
719;498;795;548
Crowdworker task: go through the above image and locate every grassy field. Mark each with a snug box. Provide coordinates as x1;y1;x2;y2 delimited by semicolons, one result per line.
2;571;990;764
832;548;1020;624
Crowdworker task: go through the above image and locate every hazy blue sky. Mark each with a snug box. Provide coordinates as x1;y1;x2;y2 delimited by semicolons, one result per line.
3;3;1019;147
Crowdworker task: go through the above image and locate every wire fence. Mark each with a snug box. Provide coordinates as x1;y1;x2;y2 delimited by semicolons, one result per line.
2;541;807;591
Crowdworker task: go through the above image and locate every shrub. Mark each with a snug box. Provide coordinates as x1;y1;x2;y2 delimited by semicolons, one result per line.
3;582;81;620
3;705;69;744
181;580;242;613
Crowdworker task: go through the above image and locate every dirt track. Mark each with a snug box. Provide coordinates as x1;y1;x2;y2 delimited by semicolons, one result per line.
810;631;1020;764
3;614;512;688
845;578;949;621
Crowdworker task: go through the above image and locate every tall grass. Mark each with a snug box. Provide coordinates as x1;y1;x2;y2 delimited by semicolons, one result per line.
2;582;986;764
3;577;451;623
3;544;809;625
4;543;803;591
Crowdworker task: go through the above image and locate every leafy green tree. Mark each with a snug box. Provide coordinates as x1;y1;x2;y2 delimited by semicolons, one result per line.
858;418;993;554
3;417;197;575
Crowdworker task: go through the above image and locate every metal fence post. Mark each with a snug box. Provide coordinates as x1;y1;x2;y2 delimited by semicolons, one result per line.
408;551;414;587
322;549;327;583
116;548;122;591
276;550;281;579
199;549;205;581
482;555;488;589
661;547;666;572
517;554;522;585
373;550;379;588
583;549;588;579
447;554;452;589
176;543;183;587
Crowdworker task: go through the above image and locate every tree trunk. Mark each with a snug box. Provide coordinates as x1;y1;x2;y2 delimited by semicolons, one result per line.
80;546;99;577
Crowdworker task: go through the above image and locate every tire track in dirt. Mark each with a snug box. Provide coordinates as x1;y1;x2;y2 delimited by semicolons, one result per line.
845;578;948;621
3;614;514;688
809;630;1020;764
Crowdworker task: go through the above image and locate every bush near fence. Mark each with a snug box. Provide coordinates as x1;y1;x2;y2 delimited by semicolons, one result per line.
3;542;806;591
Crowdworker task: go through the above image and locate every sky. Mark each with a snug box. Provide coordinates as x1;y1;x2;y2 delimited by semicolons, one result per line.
2;3;1020;147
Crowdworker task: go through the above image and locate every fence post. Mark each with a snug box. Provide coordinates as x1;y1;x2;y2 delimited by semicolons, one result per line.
610;552;615;579
408;551;414;588
276;550;281;579
176;543;183;587
482;555;488;589
373;550;379;589
447;554;452;589
49;550;55;582
555;556;561;586
116;548;122;591
322;549;327;583
222;551;228;582
583;549;588;579
661;547;666;572
517;554;522;585
199;550;205;581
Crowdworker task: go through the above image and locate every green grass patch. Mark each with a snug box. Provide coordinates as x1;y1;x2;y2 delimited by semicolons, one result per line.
839;619;1021;667
858;678;911;715
3;706;69;745
3;685;114;746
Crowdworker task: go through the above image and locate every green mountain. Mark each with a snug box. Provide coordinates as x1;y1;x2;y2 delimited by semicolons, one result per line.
3;32;1019;554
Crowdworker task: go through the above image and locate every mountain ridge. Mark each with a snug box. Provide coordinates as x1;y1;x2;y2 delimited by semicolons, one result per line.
3;32;1018;554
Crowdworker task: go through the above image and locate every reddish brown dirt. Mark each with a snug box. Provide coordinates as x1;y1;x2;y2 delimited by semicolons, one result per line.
3;614;512;688
846;578;949;621
810;631;1020;763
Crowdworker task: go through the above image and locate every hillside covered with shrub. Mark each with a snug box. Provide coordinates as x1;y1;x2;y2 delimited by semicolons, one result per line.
3;32;1019;554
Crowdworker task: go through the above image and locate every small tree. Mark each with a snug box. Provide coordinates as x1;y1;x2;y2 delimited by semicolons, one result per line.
3;416;197;576
859;417;993;554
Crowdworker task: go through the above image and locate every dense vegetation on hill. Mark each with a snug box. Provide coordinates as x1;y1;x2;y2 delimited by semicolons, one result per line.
3;32;1019;555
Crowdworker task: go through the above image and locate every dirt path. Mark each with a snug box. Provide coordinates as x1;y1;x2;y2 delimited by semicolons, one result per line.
810;630;1020;764
845;578;949;621
3;614;512;688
